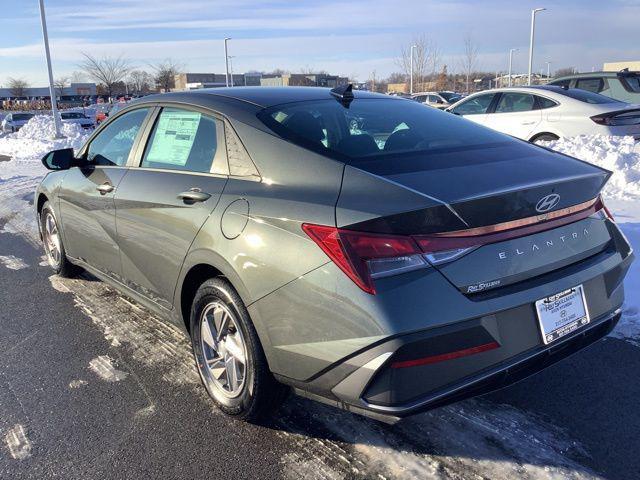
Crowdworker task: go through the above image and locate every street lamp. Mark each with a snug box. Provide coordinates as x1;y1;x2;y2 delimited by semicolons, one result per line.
508;48;518;87
546;61;552;79
528;7;546;86
38;0;63;138
228;56;235;87
224;37;231;87
409;44;417;95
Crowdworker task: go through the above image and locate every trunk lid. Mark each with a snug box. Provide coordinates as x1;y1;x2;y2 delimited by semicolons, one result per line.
337;140;613;293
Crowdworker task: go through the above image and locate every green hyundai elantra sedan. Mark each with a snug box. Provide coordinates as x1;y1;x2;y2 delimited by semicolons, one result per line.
36;86;633;423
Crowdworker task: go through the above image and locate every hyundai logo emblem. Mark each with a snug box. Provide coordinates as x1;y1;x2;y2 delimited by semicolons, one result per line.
536;194;560;213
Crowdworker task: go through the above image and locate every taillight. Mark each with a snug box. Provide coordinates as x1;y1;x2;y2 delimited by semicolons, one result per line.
303;196;607;294
302;224;427;294
591;112;640;126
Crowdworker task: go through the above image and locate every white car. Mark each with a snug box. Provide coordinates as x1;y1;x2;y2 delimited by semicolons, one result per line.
446;86;640;143
1;113;35;133
412;91;462;109
60;111;94;129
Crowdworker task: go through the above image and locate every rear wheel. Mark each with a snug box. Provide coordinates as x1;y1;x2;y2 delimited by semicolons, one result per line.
531;133;560;144
40;201;81;277
190;278;288;421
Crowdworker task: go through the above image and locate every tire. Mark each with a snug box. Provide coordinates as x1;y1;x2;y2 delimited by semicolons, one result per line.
531;133;560;144
190;277;288;421
40;201;81;277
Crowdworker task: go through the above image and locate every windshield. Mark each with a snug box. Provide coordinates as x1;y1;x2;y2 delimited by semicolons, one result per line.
257;98;510;165
61;112;85;119
620;74;640;93
439;92;461;102
559;88;623;104
13;113;34;121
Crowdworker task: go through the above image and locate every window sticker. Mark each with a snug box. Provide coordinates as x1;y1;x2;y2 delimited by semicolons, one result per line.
146;110;202;166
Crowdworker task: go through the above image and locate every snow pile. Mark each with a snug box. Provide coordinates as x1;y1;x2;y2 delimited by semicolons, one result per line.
15;113;87;142
0;114;90;181
543;135;640;200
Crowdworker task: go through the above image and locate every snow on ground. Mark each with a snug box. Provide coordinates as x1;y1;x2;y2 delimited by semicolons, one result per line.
0;114;90;181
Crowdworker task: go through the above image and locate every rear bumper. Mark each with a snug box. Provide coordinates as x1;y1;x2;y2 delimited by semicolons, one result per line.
361;308;621;418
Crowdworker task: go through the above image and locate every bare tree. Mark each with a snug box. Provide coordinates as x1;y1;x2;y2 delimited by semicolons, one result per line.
150;59;182;92
54;76;70;97
554;67;576;77
461;35;479;94
79;53;132;98
397;36;440;92
70;70;86;83
7;77;30;97
127;70;153;95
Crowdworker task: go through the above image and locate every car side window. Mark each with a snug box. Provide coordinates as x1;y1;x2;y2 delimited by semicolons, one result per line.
549;79;571;88
451;93;497;115
575;78;604;93
536;96;559;109
495;93;536;113
224;121;260;178
141;108;225;174
86;108;149;166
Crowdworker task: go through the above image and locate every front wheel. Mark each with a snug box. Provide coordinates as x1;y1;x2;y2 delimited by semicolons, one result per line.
190;278;288;422
40;201;80;277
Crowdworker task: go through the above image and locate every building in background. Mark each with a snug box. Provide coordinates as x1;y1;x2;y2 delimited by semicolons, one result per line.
0;82;97;99
603;61;640;71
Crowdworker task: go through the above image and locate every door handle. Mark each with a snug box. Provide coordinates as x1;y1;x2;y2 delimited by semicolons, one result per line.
177;189;211;203
96;183;115;195
521;121;535;125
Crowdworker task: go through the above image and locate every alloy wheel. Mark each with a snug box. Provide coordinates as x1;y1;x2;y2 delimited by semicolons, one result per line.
43;212;62;268
199;301;248;398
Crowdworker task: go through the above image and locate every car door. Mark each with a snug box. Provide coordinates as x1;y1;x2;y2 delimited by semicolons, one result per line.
58;107;152;279
482;92;542;139
114;106;229;308
449;92;498;126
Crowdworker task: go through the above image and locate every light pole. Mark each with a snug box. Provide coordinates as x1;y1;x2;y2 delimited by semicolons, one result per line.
508;48;518;87
528;7;546;86
546;61;552;79
38;0;63;138
224;37;231;87
409;44;417;95
228;56;235;87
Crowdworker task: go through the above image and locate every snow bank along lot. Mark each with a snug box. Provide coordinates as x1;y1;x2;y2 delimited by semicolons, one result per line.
1;116;639;479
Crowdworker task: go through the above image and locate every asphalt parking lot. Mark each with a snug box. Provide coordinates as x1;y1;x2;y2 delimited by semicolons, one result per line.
1;181;640;480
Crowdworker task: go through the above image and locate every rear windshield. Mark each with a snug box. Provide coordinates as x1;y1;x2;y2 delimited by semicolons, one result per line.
439;92;461;102
558;88;622;104
13;113;34;121
257;98;510;164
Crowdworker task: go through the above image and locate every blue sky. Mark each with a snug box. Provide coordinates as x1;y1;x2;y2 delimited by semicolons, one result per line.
0;0;638;86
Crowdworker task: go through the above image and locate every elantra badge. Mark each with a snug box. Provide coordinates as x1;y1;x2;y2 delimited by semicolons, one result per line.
536;194;560;213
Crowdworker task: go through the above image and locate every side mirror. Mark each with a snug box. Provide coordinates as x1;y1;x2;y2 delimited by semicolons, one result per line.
41;148;76;171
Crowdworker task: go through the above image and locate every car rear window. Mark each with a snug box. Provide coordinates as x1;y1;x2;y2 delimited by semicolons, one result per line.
257;98;510;165
557;88;622;104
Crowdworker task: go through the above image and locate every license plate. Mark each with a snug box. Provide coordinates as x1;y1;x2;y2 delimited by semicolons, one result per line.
535;285;590;345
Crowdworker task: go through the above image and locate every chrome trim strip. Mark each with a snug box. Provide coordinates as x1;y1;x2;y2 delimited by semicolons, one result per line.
433;197;599;238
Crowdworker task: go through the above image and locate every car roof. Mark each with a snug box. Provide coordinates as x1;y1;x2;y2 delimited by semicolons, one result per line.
138;86;386;109
552;71;639;81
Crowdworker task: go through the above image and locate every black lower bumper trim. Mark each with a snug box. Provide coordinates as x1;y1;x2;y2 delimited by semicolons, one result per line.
365;310;621;417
